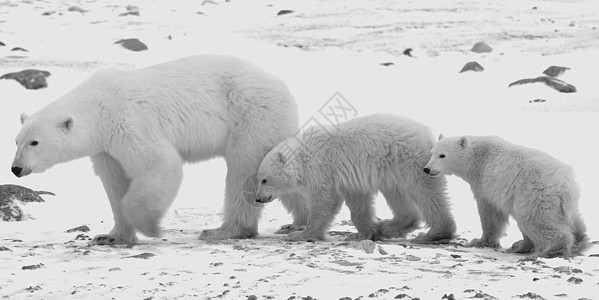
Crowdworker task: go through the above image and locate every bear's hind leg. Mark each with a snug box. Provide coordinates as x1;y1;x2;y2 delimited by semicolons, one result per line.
90;152;136;245
468;198;508;249
276;192;309;234
408;175;456;244
199;157;263;240
507;233;534;254
378;188;422;239
342;191;379;241
518;218;574;258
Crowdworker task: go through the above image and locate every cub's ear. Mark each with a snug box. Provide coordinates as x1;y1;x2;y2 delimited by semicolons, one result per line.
60;116;75;133
438;134;445;141
458;136;468;148
20;113;29;125
277;151;288;164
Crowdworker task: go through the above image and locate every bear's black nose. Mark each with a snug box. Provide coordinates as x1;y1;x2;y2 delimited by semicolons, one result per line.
423;168;431;174
11;166;22;177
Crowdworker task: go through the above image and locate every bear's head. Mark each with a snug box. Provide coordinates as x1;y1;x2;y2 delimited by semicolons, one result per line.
12;112;78;177
423;134;470;177
255;139;302;204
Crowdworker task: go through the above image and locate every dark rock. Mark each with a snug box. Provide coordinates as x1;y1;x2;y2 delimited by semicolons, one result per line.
450;254;461;258
567;277;583;284
515;292;546;300
1;69;52;90
0;41;5;46
460;61;484;73
114;38;148;51
67;225;90;233
41;11;55;16
247;296;258;300
0;185;55;221
542;66;570;77
124;252;155;259
0;201;24;221
0;246;11;251
508;76;576;93
25;286;42;292
1;184;54;203
277;10;294;16
11;47;28;52
22;263;45;270
119;11;140;17
529;99;547;103
471;41;492;53
442;294;456;300
74;234;91;240
403;48;413;57
68;6;88;13
380;62;394;67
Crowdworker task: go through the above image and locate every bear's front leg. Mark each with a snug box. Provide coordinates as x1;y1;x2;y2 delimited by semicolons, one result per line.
285;188;343;242
342;191;380;241
467;199;508;249
276;192;309;234
120;145;184;238
90;153;137;245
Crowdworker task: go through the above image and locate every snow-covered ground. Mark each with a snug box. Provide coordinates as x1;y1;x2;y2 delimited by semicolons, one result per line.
1;0;598;299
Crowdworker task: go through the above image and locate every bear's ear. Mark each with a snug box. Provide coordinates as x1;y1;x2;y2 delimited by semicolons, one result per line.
438;134;445;141
20;113;29;125
59;116;75;133
458;136;468;148
277;151;288;164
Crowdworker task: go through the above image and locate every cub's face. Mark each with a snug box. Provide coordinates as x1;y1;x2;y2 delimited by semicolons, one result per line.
12;113;75;177
424;135;468;177
255;143;300;204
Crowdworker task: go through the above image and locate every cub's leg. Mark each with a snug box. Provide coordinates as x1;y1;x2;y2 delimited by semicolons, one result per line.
342;191;379;241
276;192;309;234
287;187;343;241
468;198;508;249
507;234;534;254
378;188;422;239
90;152;136;245
408;175;456;244
515;210;574;258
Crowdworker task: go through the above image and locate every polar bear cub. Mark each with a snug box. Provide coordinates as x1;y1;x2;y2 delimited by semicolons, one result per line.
255;114;456;242
424;135;589;257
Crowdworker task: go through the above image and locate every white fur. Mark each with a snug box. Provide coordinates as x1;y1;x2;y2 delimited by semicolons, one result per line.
424;135;589;257
256;114;456;242
12;55;306;243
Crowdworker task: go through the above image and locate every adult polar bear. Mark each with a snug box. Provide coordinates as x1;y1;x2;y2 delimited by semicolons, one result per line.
11;55;306;244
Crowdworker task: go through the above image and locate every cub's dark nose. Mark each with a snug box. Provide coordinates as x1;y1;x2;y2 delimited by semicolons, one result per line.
423;168;431;174
11;166;23;177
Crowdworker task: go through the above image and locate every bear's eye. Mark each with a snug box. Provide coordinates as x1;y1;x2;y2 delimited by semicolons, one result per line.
30;141;39;146
439;154;445;158
261;179;267;184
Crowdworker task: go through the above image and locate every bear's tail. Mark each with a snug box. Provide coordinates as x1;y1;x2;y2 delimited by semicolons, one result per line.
571;215;591;256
